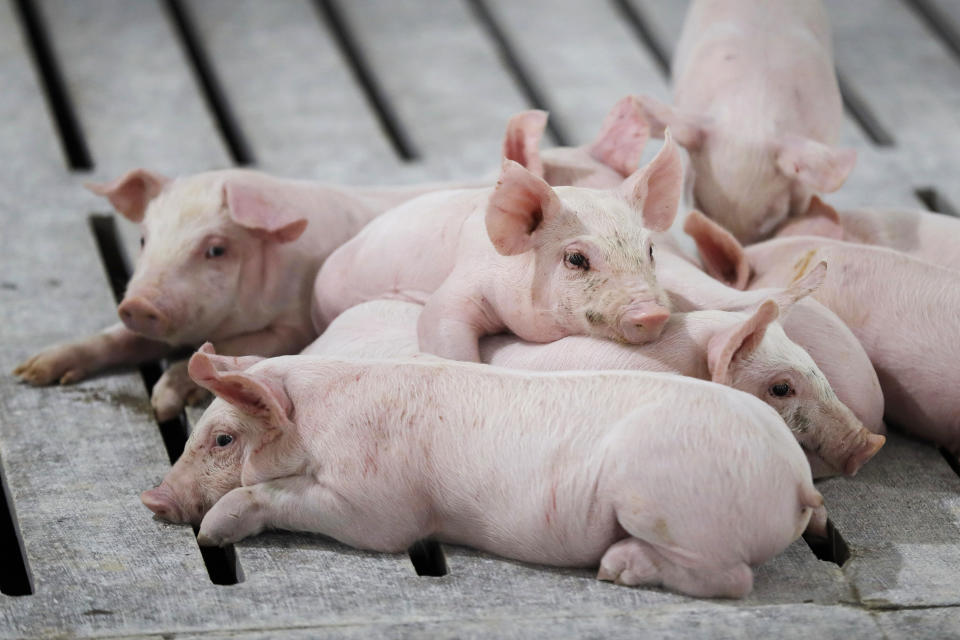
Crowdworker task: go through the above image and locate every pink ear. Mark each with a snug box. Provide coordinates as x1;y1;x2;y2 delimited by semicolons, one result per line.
502;110;548;178
634;95;706;150
707;299;780;385
684;210;750;289
772;260;828;316
485;159;562;256
85;169;169;222
776;136;857;193
223;176;309;243
587;96;650;177
620;131;684;232
188;343;291;426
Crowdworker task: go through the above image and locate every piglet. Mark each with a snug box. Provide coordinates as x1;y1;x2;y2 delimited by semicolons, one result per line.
143;344;820;598
636;1;857;242
695;231;960;454
314;136;684;361
776;196;960;273
651;219;886;440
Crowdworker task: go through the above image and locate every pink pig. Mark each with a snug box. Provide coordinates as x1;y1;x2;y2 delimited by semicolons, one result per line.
308;290;883;477
314;135;685;361
776;196;960;273
695;230;960;454
636;0;857;242
13;99;650;418
142;344;820;598
650;218;886;440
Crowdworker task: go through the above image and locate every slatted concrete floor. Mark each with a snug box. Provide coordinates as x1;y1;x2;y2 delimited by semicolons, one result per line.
1;1;959;637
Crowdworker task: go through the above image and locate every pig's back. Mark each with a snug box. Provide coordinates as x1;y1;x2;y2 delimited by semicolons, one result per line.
673;0;840;142
840;208;960;272
312;189;485;329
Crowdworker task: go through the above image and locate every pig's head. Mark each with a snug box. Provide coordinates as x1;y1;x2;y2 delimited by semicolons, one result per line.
634;95;856;243
503;96;651;190
485;133;684;345
705;264;884;475
86;169;309;346
141;344;301;525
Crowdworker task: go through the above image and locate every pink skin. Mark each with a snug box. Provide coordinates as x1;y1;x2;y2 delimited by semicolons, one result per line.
308;297;883;478
635;1;856;243
143;344;820;599
14;99;648;415
657;215;886;456
776;196;960;273
738;236;960;454
315;136;684;362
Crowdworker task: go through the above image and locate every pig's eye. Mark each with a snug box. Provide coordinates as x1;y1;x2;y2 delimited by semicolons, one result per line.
564;251;590;271
769;382;794;398
215;434;234;447
648;243;654;262
140;236;145;248
205;245;226;259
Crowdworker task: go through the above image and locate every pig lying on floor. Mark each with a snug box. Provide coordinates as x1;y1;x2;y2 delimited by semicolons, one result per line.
142;344;821;599
15;97;651;420
687;211;960;453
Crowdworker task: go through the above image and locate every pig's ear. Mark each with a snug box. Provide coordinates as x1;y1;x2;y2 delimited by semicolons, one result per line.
486;159;563;255
683;210;750;289
772;260;828;316
85;168;170;222
188;344;292;426
775;135;857;193
634;94;705;150
223;177;309;244
586;96;650;177
502;110;548;178
620;131;684;232
707;299;780;385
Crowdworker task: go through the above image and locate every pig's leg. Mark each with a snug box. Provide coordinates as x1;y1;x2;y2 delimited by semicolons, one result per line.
197;477;424;551
598;537;753;598
14;322;171;385
151;323;315;420
151;360;210;421
418;280;497;362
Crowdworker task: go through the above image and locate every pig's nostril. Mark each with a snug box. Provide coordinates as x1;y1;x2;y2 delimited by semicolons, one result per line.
146;313;157;321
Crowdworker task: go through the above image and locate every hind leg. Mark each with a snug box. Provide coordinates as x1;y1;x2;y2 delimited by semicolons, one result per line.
597;537;753;598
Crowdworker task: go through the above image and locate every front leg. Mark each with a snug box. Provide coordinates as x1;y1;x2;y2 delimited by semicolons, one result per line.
151;360;211;421
14;322;172;385
197;476;416;551
418;279;499;362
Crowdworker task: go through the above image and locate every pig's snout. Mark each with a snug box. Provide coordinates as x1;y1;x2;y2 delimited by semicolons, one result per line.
843;431;885;476
119;296;169;338
141;485;185;523
618;303;670;344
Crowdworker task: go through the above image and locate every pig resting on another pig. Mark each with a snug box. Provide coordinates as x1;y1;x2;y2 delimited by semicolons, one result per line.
143;345;820;598
313;135;685;361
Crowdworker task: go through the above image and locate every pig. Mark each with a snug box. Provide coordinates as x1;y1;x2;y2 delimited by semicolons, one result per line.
635;1;857;242
142;344;821;598
13;98;652;419
313;135;685;361
690;228;960;453
649;215;886;440
775;196;960;273
307;291;883;477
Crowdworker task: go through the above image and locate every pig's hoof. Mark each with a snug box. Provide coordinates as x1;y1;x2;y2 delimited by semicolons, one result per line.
195;531;223;547
597;538;660;587
13;348;86;386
